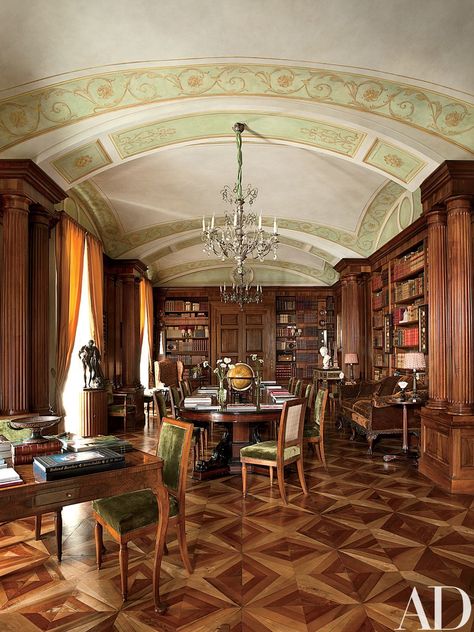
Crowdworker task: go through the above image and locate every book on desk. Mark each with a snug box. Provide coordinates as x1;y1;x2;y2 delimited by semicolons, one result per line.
33;447;125;481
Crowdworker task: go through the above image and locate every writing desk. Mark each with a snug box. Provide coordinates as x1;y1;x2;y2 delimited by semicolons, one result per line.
0;450;164;560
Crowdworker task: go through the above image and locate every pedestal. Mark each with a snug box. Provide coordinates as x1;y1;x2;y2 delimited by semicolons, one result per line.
80;389;107;437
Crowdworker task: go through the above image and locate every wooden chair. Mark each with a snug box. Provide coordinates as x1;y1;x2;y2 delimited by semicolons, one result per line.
240;398;308;505
92;417;194;604
152;390;167;426
173;382;208;451
288;377;296;393
181;379;192;397
294;379;303;397
106;383;136;433
154;358;184;388
304;387;329;468
304;382;316;423
170;385;204;464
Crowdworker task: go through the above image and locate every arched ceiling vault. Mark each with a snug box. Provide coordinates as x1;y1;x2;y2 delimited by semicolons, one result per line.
1;0;472;287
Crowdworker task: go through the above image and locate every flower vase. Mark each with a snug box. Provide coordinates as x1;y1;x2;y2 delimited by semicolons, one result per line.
217;381;227;411
255;376;261;411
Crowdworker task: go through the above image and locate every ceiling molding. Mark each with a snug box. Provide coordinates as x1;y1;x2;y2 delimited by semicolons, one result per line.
1;62;472;154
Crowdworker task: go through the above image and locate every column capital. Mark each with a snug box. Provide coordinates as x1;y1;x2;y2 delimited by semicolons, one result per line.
426;206;447;227
1;192;31;214
446;195;473;215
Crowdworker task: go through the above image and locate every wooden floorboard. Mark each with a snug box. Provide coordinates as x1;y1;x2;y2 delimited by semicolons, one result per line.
0;414;473;631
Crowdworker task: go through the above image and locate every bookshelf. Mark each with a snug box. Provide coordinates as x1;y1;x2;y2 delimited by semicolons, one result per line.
162;296;209;379
370;241;427;381
275;292;335;384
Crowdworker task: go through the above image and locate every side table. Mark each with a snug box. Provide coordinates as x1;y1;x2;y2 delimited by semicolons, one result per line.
383;398;421;463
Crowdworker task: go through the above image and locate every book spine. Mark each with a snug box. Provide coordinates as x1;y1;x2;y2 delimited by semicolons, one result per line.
33;460;125;481
12;440;62;456
13;451;60;465
34;455;125;473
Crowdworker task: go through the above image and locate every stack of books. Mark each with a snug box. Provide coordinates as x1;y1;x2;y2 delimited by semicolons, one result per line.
0;466;23;488
33;447;126;481
12;438;62;465
184;396;212;407
0;436;12;460
58;434;133;454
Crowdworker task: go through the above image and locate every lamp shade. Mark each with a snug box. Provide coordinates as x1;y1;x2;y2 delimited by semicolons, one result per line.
404;352;426;370
344;353;359;365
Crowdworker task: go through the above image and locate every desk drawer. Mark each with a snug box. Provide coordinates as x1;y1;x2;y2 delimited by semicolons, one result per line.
34;488;79;507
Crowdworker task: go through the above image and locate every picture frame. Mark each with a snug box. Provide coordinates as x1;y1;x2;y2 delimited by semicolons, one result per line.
384;313;393;353
418;304;428;353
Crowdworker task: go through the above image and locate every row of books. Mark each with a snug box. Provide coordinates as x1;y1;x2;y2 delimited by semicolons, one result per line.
394;327;419;348
275;299;296;311
392;249;424;281
167;338;208;352
394;276;424;302
164;300;208;312
165;325;209;338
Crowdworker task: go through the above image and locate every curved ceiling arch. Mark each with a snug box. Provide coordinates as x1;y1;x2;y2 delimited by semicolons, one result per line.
1;61;473;156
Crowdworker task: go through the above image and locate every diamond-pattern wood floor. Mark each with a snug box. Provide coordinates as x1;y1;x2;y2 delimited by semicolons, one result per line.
1;415;473;631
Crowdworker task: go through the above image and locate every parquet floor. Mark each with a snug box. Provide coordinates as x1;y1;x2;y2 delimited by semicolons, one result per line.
1;414;473;631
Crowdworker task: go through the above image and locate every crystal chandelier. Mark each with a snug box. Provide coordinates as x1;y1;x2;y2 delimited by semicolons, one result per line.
202;122;279;274
220;266;263;309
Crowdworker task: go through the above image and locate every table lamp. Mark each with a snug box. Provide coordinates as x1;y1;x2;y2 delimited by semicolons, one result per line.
404;352;426;401
344;353;359;381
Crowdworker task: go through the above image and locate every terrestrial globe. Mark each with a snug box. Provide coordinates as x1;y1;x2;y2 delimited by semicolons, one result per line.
227;362;254;391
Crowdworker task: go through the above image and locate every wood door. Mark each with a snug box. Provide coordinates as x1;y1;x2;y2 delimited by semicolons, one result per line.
211;303;275;379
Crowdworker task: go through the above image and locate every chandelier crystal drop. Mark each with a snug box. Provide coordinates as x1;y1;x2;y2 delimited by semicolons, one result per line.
202;122;279;274
220;266;263;310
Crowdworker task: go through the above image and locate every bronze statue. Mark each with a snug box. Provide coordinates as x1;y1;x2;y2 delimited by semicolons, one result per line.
79;340;105;389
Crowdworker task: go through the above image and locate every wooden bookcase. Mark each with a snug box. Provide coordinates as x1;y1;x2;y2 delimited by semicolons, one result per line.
275;290;335;384
370;239;427;381
161;294;210;380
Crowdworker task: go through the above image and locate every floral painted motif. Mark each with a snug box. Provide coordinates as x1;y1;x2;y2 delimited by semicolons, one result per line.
383;154;403;168
75;155;93;168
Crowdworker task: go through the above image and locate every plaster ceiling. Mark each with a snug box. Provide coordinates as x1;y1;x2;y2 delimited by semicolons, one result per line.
1;0;473;287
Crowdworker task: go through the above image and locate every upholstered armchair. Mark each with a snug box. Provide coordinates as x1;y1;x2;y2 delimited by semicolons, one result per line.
154;358;184;388
106;383;136;432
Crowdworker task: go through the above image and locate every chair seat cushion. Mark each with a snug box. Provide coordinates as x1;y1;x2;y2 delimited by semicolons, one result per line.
92;489;178;534
240;440;300;461
303;424;320;438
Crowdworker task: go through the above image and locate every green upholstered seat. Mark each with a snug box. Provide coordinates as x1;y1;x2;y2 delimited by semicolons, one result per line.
240;440;300;461
303;424;320;438
92;489;178;534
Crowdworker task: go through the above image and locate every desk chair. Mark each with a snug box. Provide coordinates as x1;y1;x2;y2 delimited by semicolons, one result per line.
288;377;297;393
92;417;194;604
170;385;204;464
304;387;329;469
240;398;308;505
294;379;303;397
106;383;136;433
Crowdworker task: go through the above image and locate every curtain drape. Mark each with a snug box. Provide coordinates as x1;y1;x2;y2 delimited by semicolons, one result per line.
55;214;85;415
86;233;104;356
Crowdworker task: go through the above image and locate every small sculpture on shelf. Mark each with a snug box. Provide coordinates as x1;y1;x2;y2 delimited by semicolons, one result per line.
319;346;331;370
79;340;105;389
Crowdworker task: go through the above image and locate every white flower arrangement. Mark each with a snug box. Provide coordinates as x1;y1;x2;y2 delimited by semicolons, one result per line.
205;357;235;383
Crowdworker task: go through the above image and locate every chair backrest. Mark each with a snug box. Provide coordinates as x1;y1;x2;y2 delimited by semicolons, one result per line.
313;388;329;433
169;385;181;418
155;358;184;388
277;398;307;457
153;390;167;422
294;379;303;397
305;382;315;405
156;417;194;500
288;377;296;393
182;379;192;397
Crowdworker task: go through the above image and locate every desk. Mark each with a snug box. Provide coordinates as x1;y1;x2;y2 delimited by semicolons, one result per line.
178;405;282;478
0;450;164;557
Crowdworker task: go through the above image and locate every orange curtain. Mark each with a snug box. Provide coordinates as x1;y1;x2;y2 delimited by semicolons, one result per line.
55;214;85;415
145;279;154;370
86;233;104;355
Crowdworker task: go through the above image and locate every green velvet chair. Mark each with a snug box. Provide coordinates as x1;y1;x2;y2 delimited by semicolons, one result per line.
152;390;167;426
170;385;206;461
288;376;296;393
304;387;329;469
240;398;308;505
294;379;303;397
92;417;194;603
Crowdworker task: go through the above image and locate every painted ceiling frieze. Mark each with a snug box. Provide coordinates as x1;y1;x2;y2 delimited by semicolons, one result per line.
111;112;365;159
52;140;111;183
71;178;406;259
364;139;426;183
0;63;472;152
152;258;338;286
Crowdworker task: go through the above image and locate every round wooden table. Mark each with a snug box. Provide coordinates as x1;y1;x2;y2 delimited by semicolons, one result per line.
178;404;282;478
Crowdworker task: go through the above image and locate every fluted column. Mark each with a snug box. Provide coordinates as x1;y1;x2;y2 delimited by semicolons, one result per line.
341;273;362;379
29;206;51;413
122;274;137;387
446;196;474;414
0;194;30;414
134;278;141;385
426;209;448;409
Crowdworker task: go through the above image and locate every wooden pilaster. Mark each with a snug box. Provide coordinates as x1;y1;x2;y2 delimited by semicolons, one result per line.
426;209;448;410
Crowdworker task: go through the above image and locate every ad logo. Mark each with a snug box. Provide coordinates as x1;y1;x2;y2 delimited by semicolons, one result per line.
397;586;472;630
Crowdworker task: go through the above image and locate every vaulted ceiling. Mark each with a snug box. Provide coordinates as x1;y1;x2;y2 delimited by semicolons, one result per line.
1;0;473;286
